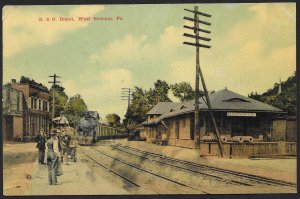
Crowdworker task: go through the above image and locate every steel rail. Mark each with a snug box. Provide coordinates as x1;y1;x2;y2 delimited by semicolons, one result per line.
93;148;210;194
117;145;296;187
85;154;141;187
110;145;253;186
82;149;161;194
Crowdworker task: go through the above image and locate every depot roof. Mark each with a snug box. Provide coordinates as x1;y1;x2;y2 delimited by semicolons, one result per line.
147;102;180;115
143;89;283;125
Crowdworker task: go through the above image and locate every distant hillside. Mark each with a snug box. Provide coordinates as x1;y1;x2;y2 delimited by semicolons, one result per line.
248;72;296;116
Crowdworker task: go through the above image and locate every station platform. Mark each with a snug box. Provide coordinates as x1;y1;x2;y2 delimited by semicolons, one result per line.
3;140;297;195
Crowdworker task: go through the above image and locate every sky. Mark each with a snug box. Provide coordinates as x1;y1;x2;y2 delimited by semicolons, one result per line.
3;3;296;120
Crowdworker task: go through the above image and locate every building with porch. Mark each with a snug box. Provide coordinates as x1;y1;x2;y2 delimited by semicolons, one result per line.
142;88;287;149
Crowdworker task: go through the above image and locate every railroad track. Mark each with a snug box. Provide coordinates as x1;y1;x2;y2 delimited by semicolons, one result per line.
81;147;208;194
109;145;253;186
85;154;141;187
111;144;296;188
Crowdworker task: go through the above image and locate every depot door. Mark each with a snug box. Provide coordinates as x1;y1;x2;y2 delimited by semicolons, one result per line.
3;116;13;141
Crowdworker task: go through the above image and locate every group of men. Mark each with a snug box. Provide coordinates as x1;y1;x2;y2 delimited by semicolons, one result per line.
36;129;71;185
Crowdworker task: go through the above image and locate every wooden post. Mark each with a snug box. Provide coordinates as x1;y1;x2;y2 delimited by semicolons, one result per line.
198;63;224;157
51;89;55;129
48;73;61;130
194;6;201;150
121;88;132;109
183;7;224;157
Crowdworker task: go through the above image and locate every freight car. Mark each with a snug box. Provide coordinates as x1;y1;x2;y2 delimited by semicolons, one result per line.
97;123;127;140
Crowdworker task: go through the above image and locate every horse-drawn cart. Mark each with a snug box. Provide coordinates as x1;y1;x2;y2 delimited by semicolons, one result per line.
60;127;77;162
53;114;78;162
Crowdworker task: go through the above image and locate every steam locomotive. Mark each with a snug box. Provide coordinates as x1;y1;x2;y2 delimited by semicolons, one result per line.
76;111;98;145
76;111;127;145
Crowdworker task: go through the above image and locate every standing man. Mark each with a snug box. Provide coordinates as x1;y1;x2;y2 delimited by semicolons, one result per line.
46;130;60;185
36;130;46;164
62;132;71;165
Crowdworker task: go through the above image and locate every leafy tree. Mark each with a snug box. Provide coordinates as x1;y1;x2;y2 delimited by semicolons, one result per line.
152;80;172;103
248;72;296;115
49;85;68;118
106;113;121;127
171;82;195;101
123;80;172;129
125;87;151;125
65;94;88;127
248;91;262;101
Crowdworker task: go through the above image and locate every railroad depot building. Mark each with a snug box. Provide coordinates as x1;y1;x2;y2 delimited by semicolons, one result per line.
141;89;296;155
2;79;51;141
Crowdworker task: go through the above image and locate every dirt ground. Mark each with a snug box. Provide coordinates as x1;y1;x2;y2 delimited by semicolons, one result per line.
3;142;38;195
3;142;132;195
3;140;297;195
3;162;36;195
3;142;37;154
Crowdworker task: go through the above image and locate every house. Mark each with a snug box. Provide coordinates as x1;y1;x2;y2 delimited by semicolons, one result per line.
142;88;286;148
10;79;51;140
2;86;24;141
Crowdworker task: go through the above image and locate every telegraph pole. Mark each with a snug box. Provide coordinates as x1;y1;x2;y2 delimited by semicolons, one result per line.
121;88;133;109
48;74;61;129
183;6;224;157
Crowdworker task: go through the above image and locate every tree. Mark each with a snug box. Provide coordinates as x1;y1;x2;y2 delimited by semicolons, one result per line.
105;113;121;127
152;80;172;103
49;85;68;118
124;86;150;126
123;80;172;130
248;91;262;101
171;82;195;101
65;94;88;127
248;72;296;115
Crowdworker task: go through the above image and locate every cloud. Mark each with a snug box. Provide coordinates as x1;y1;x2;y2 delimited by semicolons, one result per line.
90;34;152;67
3;3;296;120
69;5;104;17
62;68;134;119
168;57;195;85
99;68;134;92
3;5;104;57
89;25;186;66
62;79;79;97
20;3;292;117
198;3;296;95
89;3;295;99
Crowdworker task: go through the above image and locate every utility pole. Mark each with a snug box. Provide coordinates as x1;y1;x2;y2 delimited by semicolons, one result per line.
183;6;224;157
121;88;133;109
48;74;61;129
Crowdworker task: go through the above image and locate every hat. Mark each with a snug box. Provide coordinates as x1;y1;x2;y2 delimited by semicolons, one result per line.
50;129;59;135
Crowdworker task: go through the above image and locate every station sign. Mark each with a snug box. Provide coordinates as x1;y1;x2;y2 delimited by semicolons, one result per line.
227;112;256;117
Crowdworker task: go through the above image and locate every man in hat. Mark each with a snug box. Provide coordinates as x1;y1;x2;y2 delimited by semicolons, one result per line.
61;131;71;165
46;130;61;185
36;129;46;164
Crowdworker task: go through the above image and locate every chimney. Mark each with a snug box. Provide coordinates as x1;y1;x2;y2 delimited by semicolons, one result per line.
12;79;16;83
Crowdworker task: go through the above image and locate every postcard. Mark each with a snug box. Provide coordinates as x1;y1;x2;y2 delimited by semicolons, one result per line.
2;3;297;196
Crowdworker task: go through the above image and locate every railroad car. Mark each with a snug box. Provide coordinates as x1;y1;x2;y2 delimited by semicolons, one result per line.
76;111;99;145
97;123;127;140
76;111;127;145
